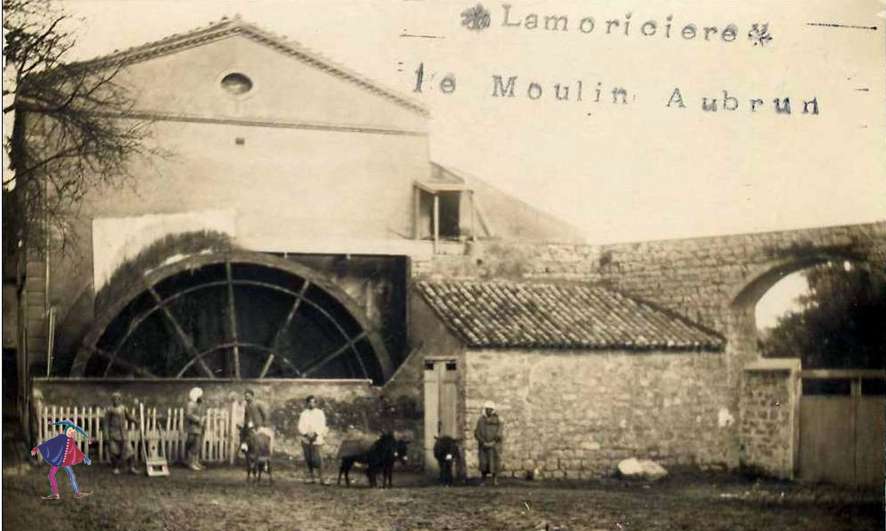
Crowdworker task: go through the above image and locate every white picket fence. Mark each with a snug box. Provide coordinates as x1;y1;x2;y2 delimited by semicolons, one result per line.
37;403;238;465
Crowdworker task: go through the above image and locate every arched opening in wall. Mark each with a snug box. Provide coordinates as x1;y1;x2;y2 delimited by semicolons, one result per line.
73;255;392;384
753;260;886;371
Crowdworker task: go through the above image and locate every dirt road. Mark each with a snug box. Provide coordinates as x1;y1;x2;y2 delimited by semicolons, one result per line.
3;464;881;531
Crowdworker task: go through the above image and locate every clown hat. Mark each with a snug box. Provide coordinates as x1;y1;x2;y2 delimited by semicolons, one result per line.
53;419;89;439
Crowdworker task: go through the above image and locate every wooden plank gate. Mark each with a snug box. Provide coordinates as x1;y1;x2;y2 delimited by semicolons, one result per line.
798;369;885;488
37;404;233;467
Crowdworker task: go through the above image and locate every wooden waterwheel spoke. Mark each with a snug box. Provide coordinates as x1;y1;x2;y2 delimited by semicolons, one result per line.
92;347;158;378
301;332;368;377
270;280;311;352
256;352;308;379
258;353;276;378
147;285;215;378
225;261;241;378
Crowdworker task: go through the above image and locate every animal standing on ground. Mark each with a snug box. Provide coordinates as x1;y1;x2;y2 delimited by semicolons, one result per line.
433;436;461;486
338;432;409;488
239;423;273;484
382;438;410;488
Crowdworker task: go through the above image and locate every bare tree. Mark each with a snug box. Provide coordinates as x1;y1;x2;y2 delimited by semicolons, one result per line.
3;0;154;255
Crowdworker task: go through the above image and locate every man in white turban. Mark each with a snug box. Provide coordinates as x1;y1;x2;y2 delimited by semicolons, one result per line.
185;387;206;471
474;400;503;486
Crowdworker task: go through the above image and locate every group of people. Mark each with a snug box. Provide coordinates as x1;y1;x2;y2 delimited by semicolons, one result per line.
183;388;328;483
152;389;505;486
31;389;504;499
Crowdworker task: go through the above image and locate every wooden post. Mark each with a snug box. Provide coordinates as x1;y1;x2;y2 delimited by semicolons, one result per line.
433;193;440;254
413;186;421;239
229;401;237;465
851;377;860;489
98;407;104;464
470;191;476;242
139;402;146;466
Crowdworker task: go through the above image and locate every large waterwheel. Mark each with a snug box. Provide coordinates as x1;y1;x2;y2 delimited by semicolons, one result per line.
72;252;392;384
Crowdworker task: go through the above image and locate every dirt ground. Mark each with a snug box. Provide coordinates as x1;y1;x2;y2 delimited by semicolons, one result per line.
2;462;882;531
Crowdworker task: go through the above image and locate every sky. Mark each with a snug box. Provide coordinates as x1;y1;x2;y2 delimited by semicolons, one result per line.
55;0;886;246
755;271;807;329
40;0;886;321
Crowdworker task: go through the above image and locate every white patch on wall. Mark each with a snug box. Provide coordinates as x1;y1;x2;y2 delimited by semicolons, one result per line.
717;407;735;428
93;210;236;291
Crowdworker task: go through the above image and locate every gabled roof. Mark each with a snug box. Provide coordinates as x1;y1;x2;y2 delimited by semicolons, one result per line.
72;15;427;117
416;280;724;351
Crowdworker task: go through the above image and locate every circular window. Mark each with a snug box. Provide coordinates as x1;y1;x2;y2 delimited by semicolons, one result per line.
220;73;253;95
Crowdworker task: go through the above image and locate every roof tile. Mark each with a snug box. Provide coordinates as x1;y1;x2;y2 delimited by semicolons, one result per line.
416;280;724;351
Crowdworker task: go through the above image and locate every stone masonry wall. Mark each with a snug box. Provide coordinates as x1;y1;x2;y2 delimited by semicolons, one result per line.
461;349;735;479
738;363;800;479
418;222;886;335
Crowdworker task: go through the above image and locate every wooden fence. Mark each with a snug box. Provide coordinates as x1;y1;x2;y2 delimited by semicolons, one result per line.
37;403;235;465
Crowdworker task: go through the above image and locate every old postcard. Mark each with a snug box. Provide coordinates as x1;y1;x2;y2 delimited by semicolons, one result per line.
2;1;884;529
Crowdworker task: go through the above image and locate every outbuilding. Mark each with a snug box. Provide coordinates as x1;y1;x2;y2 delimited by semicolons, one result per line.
411;279;729;479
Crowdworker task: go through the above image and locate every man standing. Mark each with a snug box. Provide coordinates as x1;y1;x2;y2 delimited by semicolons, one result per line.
297;395;328;484
474;400;503;486
243;389;269;428
185;387;206;471
243;389;273;452
105;392;138;475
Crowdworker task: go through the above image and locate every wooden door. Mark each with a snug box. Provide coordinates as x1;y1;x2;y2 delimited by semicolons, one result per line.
423;358;459;473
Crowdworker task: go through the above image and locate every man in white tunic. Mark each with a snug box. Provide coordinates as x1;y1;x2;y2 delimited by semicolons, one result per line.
297;395;329;484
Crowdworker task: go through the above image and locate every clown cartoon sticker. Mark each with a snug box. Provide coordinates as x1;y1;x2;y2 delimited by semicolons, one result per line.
31;419;93;500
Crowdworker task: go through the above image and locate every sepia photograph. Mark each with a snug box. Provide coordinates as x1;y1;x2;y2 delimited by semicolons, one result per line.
1;1;884;529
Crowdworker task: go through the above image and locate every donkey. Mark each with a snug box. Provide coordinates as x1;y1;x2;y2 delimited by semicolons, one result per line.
238;423;272;484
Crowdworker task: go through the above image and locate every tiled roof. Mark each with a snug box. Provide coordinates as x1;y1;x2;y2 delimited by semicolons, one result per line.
69;16;427;116
416;281;723;351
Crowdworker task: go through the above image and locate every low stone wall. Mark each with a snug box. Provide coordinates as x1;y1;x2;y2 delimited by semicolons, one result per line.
32;378;391;463
460;349;734;479
737;360;800;479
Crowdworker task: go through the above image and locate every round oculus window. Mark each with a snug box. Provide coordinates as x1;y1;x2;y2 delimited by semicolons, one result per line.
221;73;253;95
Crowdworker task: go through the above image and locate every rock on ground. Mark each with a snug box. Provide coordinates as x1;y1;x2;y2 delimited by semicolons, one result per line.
618;458;668;481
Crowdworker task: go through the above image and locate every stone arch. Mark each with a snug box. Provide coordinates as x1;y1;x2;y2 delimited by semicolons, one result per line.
72;251;393;383
725;250;875;377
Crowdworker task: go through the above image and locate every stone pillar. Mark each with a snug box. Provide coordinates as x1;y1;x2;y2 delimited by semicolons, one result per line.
738;358;801;479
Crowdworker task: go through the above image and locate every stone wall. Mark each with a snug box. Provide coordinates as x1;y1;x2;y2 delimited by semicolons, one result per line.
418;222;886;334
31;378;392;463
738;360;800;479
460;349;733;479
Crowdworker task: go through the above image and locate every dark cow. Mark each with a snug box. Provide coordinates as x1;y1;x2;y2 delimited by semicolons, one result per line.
238;424;272;484
338;432;409;488
433;436;461;486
